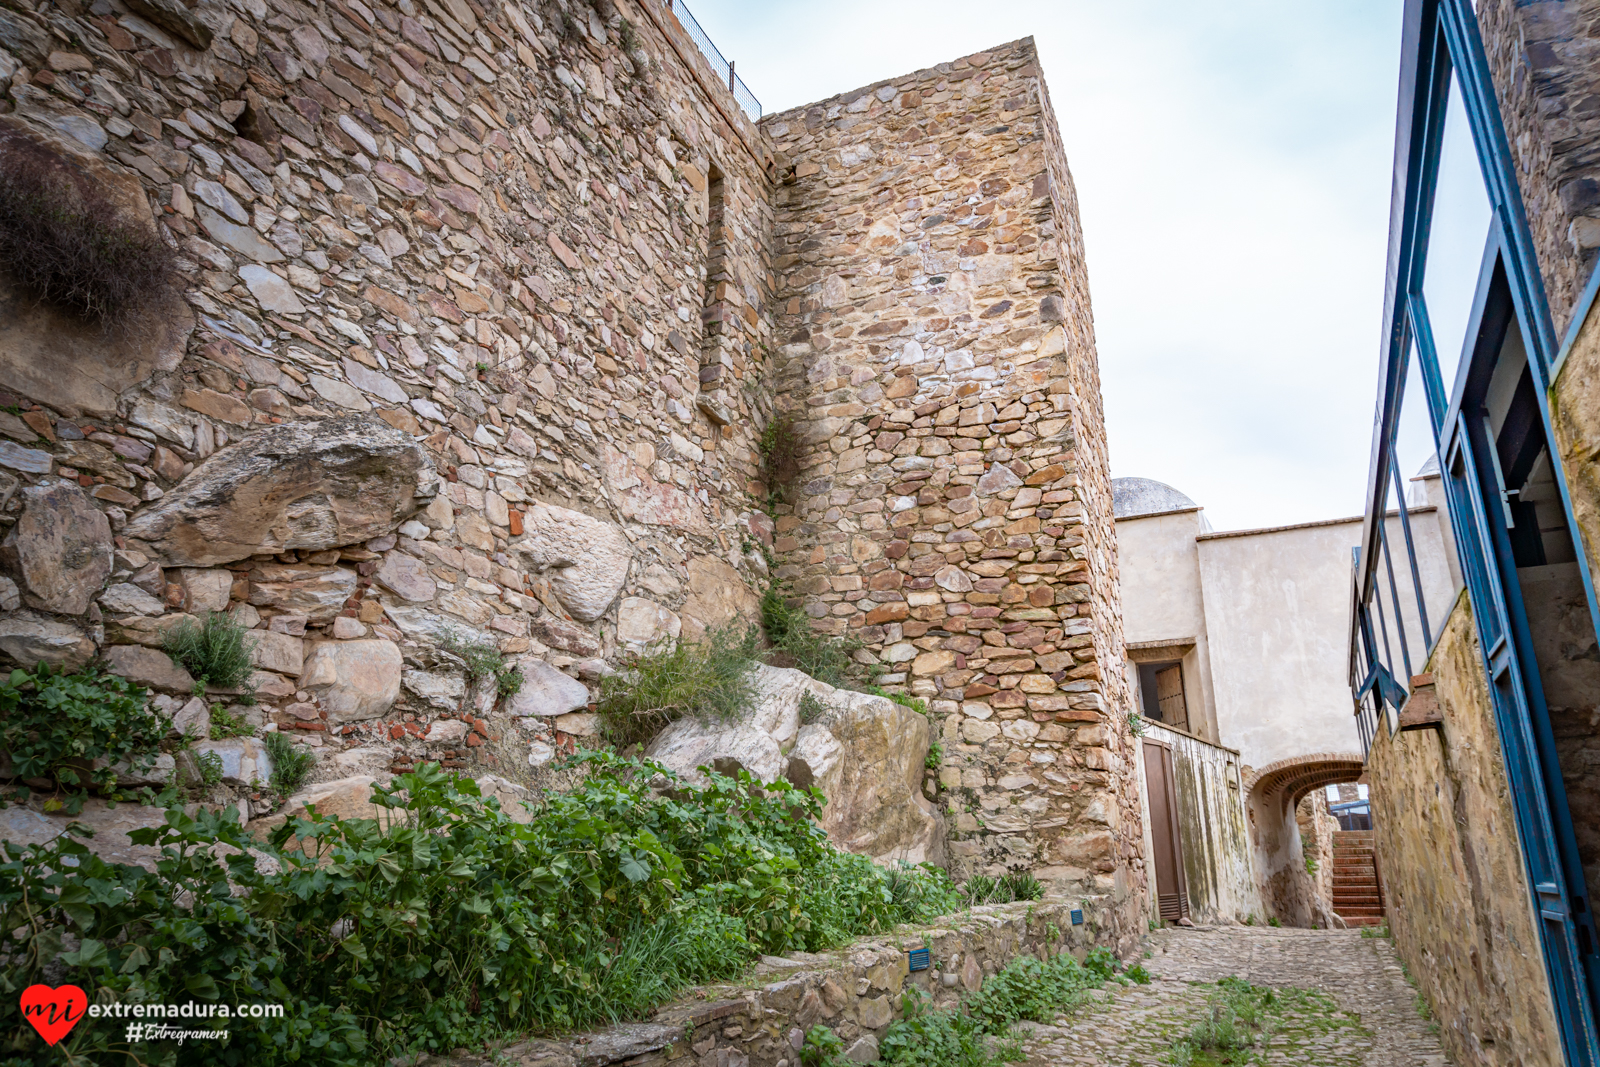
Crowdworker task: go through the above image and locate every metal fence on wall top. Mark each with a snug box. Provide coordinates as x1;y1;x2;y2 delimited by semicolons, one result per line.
663;0;761;120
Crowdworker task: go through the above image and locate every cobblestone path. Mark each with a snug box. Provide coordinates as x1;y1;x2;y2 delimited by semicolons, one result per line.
1018;925;1451;1066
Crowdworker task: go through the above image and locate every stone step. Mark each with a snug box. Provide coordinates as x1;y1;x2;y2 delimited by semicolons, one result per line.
1341;916;1386;927
1333;893;1381;905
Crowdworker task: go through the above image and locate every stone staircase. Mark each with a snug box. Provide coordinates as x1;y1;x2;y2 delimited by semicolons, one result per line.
1331;830;1385;927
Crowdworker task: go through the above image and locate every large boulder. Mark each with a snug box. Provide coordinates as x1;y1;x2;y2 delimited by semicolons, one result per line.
1;483;112;614
299;639;402;722
123;415;438;567
510;502;631;622
645;665;944;865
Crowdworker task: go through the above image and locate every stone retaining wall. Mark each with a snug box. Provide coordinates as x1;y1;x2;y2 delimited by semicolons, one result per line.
433;896;1114;1067
1368;595;1564;1067
0;0;781;802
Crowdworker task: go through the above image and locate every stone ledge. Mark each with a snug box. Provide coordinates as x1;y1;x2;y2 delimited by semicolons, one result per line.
426;896;1114;1067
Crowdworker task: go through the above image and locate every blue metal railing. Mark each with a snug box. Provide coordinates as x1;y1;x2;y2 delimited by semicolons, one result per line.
663;0;761;120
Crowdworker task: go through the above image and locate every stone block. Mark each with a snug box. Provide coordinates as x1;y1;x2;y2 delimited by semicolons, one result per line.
506;658;590;717
178;568;234;613
103;644;194;693
3;483;112;615
299;640;402;722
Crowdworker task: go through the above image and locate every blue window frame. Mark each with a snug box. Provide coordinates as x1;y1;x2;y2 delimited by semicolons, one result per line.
1350;0;1600;1060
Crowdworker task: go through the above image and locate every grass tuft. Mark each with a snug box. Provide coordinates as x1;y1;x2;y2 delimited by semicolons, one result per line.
595;625;762;747
162;611;257;693
264;730;314;796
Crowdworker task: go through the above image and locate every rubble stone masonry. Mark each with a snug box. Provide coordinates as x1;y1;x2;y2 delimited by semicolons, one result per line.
763;37;1145;932
0;0;1144;947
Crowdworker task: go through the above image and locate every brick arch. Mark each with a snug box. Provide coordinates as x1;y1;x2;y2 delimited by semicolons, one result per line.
1244;752;1367;811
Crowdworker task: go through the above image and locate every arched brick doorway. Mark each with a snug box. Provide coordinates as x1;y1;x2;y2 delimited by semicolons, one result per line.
1245;753;1367;927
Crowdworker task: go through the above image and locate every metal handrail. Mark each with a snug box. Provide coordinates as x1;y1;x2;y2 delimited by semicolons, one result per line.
663;0;761;120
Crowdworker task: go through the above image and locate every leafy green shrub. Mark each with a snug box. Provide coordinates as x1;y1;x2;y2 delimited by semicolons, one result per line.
162;610;257;693
263;730;314;796
761;582;871;689
0;663;166;804
0;755;962;1064
0;124;177;326
438;629;524;698
596;626;761;746
925;740;943;771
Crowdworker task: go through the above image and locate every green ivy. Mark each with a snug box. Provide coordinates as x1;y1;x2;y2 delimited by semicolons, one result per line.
0;663;166;806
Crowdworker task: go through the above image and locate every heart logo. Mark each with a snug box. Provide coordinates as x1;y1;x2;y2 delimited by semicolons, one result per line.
20;985;88;1046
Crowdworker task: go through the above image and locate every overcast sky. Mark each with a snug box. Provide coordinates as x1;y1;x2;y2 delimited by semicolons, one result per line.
688;0;1404;531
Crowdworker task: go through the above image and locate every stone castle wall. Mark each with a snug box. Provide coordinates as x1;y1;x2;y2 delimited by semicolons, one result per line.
1476;0;1600;337
0;0;779;787
1369;596;1565;1067
761;37;1146;942
0;0;1144;944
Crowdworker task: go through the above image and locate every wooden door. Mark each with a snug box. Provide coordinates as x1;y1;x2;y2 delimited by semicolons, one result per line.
1143;739;1189;922
1154;664;1188;731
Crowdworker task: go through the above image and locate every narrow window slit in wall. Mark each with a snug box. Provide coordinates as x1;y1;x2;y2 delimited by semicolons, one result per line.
696;162;733;424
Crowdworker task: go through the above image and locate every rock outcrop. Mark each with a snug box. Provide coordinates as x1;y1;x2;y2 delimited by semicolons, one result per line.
646;665;945;865
123;415;437;567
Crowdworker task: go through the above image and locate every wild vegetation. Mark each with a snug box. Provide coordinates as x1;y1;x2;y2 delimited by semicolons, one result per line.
595;625;762;746
0;663;167;811
161;611;257;697
0;125;176;326
0;754;964;1065
804;945;1148;1067
1163;977;1351;1066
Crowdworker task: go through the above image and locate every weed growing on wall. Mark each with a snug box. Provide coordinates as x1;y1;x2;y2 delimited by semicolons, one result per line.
596;625;761;746
0;125;176;326
162;610;257;695
762;581;872;689
263;730;314;796
0;754;962;1064
758;410;803;503
438;629;524;698
0;664;167;809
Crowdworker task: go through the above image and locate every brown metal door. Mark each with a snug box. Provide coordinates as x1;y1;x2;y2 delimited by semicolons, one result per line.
1143;739;1190;921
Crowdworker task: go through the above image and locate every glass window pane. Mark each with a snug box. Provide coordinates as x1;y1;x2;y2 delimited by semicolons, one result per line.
1421;71;1494;403
1393;337;1464;653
